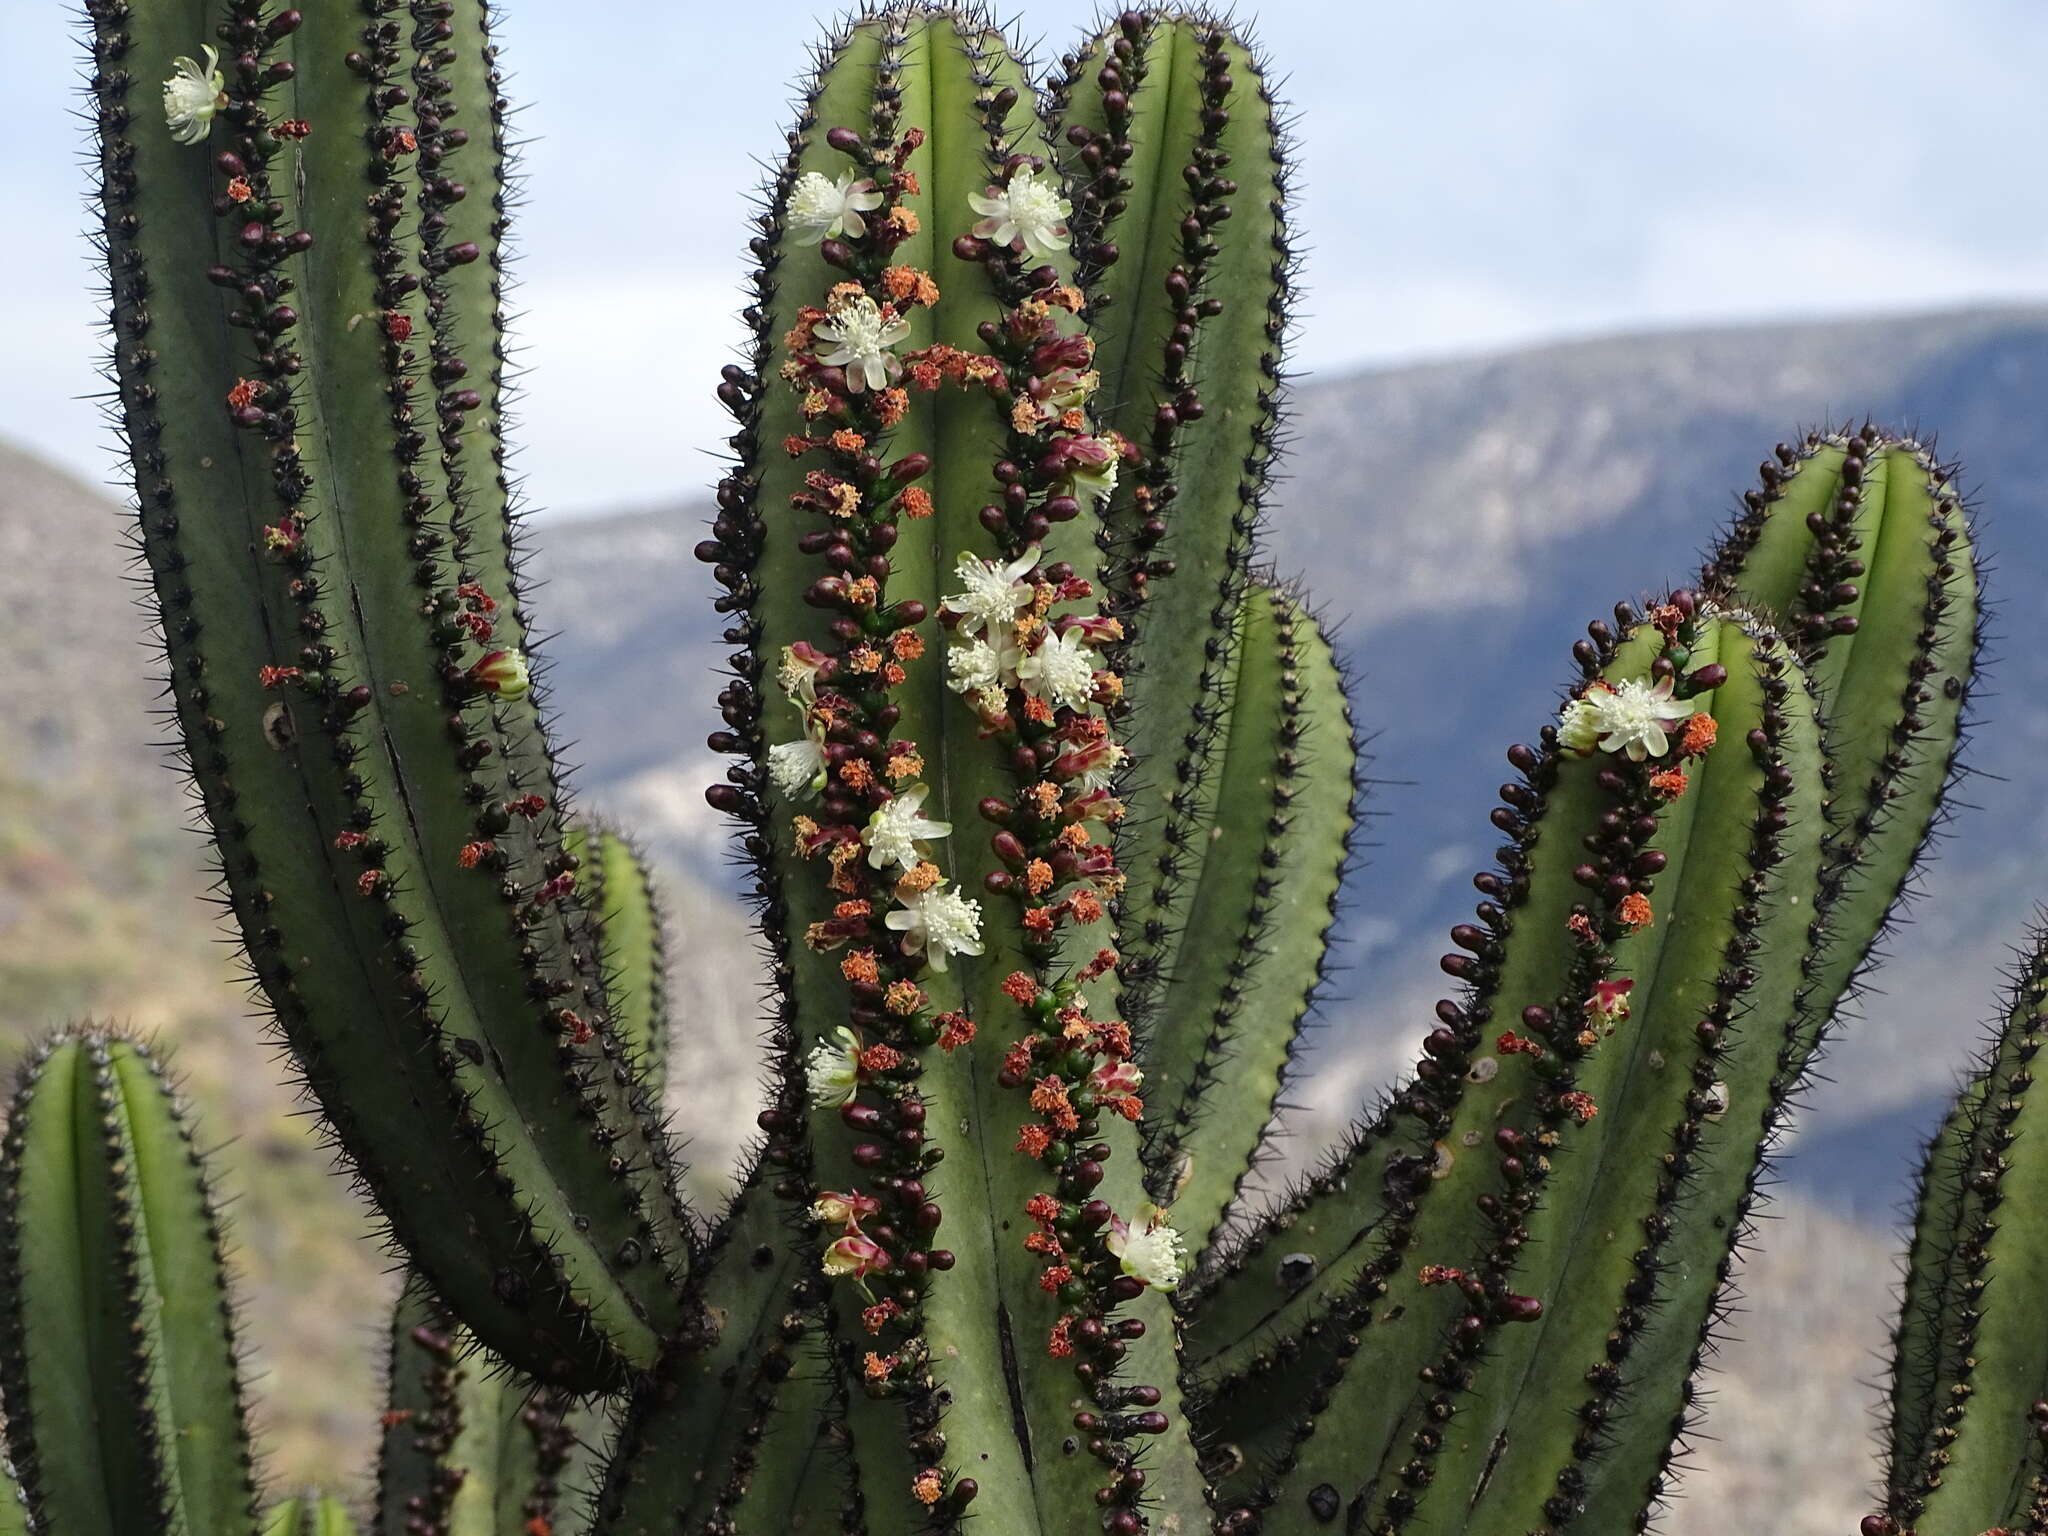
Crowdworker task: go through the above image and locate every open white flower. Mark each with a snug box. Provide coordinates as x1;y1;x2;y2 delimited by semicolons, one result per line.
1070;436;1122;503
1560;677;1694;761
162;46;225;145
969;166;1071;258
806;1026;861;1107
812;295;910;394
777;643;828;705
1017;628;1102;712
787;169;885;245
1105;1203;1188;1292
885;884;985;972
940;547;1039;638
865;784;952;870
1075;739;1127;793
769;734;828;800
945;633;1020;699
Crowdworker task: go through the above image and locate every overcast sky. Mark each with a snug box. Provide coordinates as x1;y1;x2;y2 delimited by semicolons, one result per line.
4;0;2042;514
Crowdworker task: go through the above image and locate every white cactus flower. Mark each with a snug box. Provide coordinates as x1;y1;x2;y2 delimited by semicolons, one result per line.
787;169;885;245
162;46;225;145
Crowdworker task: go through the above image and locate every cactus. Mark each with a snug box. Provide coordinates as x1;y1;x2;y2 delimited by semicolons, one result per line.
1874;925;2048;1536
25;0;2048;1532
0;1028;258;1535
376;1279;597;1536
264;1493;360;1536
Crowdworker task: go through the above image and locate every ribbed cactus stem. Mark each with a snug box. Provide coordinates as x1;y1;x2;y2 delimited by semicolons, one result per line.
569;822;672;1091
376;1279;590;1536
697;6;1205;1528
0;1028;259;1536
263;1493;359;1536
1047;10;1296;1058
1596;426;1980;1527
1875;926;2048;1536
1192;598;1818;1531
1142;585;1358;1254
86;0;695;1388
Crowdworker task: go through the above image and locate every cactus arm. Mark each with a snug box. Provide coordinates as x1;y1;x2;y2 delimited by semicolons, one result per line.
1881;1080;1987;1517
1875;932;2048;1536
1581;430;1983;1525
1703;431;1978;1024
1278;610;1805;1533
0;1030;258;1536
376;1279;450;1533
1180;604;1792;1528
284;0;694;1364
264;1494;361;1536
706;10;1015;1520
1143;586;1357;1254
86;0;691;1386
570;823;672;1090
703;7;1193;1525
591;1148;836;1533
908;18;1211;1529
376;1278;588;1536
723;1342;856;1536
1048;12;1295;1056
1448;620;1827;1530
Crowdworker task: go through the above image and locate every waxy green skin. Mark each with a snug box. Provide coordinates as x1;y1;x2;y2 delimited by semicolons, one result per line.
0;1031;258;1536
1047;14;1300;1185
53;3;2027;1535
87;0;694;1391
375;1281;593;1536
265;1494;360;1536
1182;432;1977;1533
1586;430;1980;1529
1141;586;1356;1252
1878;935;2048;1536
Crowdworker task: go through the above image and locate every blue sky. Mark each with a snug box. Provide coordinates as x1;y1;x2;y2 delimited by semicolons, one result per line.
3;1;2043;513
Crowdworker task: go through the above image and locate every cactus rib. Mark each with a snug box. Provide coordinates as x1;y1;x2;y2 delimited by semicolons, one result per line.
1142;584;1359;1256
86;0;696;1388
0;1029;259;1536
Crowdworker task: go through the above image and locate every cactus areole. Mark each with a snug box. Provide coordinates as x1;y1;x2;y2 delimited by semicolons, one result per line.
11;0;2026;1533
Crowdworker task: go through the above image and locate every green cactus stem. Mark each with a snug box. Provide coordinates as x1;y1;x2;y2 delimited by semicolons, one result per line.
1875;924;2048;1536
1140;584;1357;1254
591;1154;834;1533
375;1279;591;1536
697;4;1211;1527
1592;426;1980;1527
570;822;672;1092
0;1028;259;1536
85;0;695;1388
0;1463;25;1536
63;2;2025;1532
1045;10;1298;1072
264;1493;360;1536
1702;427;1978;1031
1186;598;1819;1531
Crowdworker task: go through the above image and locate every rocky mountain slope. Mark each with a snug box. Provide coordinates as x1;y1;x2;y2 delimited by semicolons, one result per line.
13;300;2047;1523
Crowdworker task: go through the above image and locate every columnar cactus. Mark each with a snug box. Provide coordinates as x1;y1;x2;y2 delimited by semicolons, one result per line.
263;1495;359;1536
7;0;2033;1533
0;1029;258;1534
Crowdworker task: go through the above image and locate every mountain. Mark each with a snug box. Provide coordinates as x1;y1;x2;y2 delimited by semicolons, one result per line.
11;301;2048;1525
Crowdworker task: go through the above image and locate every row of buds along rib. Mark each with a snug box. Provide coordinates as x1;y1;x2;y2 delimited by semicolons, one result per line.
737;116;986;1519
940;137;1180;1535
1371;594;1728;1527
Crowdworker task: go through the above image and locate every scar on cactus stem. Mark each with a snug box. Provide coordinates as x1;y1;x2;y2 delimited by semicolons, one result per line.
53;0;2021;1532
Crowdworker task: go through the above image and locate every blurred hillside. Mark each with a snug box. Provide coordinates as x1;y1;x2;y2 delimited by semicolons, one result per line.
13;301;2048;1523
